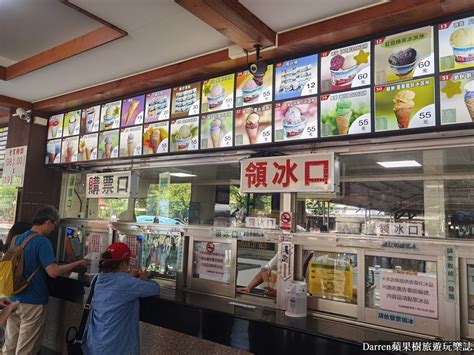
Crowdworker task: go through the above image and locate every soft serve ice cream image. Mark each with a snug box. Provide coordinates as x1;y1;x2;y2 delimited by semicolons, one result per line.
64;110;80;136
464;80;474;121
120;127;142;157
335;100;352;134
393;90;416;128
99;130;119;159
200;111;233;149
210;118;222;148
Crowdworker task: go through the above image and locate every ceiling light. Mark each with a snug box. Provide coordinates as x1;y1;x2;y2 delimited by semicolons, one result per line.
377;160;421;168
169;172;197;177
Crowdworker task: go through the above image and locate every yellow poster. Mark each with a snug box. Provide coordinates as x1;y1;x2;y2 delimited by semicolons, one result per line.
308;259;353;301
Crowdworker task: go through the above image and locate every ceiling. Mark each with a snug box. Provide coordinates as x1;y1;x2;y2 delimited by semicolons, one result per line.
0;0;386;103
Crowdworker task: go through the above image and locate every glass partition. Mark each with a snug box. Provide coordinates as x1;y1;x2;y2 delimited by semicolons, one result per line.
192;241;232;284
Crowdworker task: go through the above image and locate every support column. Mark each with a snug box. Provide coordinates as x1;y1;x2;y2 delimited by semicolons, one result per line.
423;150;446;239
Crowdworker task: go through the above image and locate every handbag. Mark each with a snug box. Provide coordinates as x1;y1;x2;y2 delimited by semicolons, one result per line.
65;276;97;355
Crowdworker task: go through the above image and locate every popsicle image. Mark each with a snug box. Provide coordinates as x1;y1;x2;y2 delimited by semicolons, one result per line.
127;133;136;156
150;129;161;153
393;89;415;129
335;99;352;135
210;118;222;148
104;136;113;159
464;80;474;121
245;112;260;144
125;100;140;125
68;115;77;135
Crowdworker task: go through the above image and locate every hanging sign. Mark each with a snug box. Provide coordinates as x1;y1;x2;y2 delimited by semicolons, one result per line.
2;146;27;187
86;171;138;198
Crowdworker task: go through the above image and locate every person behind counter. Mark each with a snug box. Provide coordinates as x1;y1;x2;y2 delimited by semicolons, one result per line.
237;255;278;297
82;242;161;355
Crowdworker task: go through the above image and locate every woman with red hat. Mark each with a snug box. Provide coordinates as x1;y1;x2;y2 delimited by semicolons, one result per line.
82;242;160;355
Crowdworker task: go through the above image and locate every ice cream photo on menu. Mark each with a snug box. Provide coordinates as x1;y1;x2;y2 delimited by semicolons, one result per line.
274;96;318;142
143;121;169;155
200;110;233;149
320;88;371;137
202;74;235;113
274;54;318;101
235;104;272;146
81;105;100;134
45;139;61;164
439;16;474;72
100;101;121;130
120;126;143;157
145;89;171;123
374;26;434;84
320;42;371;93
440;70;474;124
78;133;98;161
375;77;435;132
170;116;199;152
63;110;81;137
235;65;273;107
61;136;79;163
171;83;201;119
121;95;145;127
98;130;119;159
48;114;64;139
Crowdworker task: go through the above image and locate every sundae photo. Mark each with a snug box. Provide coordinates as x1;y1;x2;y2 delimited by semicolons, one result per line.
242;79;262;103
245;113;260;144
330;54;358;86
335;100;353;135
282;107;307;137
143;125;168;154
464;80;474;121
388;47;418;76
67;113;78;135
175;125;192;151
102;103;120;129
210;118;222;148
393;89;416;128
450;27;474;64
207;83;225;109
50;118;60;138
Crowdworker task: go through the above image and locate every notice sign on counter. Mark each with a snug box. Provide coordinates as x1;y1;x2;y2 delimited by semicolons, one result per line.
86;171;138;198
193;241;231;284
241;153;335;193
380;272;438;319
2;146;27;186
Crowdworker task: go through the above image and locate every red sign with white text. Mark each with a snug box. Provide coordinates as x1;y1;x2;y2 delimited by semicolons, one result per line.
240;153;335;193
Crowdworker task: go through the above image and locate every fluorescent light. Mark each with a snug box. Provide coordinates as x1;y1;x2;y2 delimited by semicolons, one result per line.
377;160;421;168
169;172;197;177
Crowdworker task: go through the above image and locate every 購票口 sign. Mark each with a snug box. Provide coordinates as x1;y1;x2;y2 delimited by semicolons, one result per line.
2;146;27;187
86;171;138;198
240;153;335;193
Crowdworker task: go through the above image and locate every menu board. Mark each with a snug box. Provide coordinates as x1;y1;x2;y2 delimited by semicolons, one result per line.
440;70;474;125
98;130;119;159
48;114;64;140
274;54;318;101
81;105;100;134
63;110;81;137
235;65;273;107
170;116;199;152
119;126;143;157
201;74;235;113
100;101;121;130
320;88;371;137
145;89;171;123
320;42;371;93
274;96;318;142
374;26;434;85
171;83;201;119
46;139;61;164
439;16;474;72
61;136;79;163
375;77;436;132
78;133;98;161
200;111;233;149
143;121;169;155
121;95;145;127
235;104;272;146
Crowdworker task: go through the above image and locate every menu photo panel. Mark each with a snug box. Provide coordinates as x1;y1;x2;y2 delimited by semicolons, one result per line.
235;65;273;107
439;16;474;72
171;82;201;119
98;130;119;159
143;121;169;155
61;136;79;163
320;41;371;93
45;139;61;164
81;105;100;134
201;74;235;113
374;26;434;84
274;96;318;142
63;110;81;137
145;89;171;123
200;110;233;149
119;125;143;158
440;69;474;125
169;116;199;152
78;133;98;161
121;95;145;127
235;103;272;146
375;77;436;132
100;101;121;131
320;88;371;137
274;54;318;101
48;114;64;140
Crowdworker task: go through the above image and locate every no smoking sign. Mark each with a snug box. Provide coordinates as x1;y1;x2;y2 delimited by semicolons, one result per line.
279;212;292;232
206;242;215;253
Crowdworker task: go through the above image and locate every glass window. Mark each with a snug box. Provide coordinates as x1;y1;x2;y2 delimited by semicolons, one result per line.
141;233;181;280
192;241;232;284
467;264;474;323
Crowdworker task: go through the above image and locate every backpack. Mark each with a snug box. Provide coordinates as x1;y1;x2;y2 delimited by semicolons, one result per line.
0;233;40;297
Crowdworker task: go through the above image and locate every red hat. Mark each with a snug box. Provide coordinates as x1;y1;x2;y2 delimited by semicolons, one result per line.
105;242;133;261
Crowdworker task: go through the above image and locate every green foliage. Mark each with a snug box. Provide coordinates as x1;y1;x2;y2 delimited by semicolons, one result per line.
138;183;191;222
0;186;17;224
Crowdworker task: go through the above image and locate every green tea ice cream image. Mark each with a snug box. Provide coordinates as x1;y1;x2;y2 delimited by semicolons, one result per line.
335;99;352;134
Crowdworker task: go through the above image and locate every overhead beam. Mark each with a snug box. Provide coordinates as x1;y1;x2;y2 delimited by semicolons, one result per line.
175;0;276;51
0;66;5;80
0;95;32;110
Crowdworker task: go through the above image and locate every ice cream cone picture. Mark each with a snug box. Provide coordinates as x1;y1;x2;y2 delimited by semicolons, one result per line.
126;100;140;125
335;99;352;135
210;118;222;148
393;89;415;128
150;129;161;153
464;80;474;121
245;113;260;144
66;142;74;163
127;133;136;156
104;137;112;159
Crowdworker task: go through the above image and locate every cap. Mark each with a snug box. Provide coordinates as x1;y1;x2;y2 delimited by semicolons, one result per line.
105;242;134;261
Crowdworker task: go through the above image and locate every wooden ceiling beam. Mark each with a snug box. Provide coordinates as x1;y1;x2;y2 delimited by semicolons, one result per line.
0;66;5;80
0;95;32;110
175;0;276;51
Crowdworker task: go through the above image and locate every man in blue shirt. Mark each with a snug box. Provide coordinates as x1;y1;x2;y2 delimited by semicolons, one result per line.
83;242;160;355
2;206;87;355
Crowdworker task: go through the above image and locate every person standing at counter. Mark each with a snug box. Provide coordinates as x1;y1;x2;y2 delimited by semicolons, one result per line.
2;206;87;355
82;242;160;355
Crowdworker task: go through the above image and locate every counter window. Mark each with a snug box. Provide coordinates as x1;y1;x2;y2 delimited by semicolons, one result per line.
141;233;180;280
467;264;474;323
192;241;232;284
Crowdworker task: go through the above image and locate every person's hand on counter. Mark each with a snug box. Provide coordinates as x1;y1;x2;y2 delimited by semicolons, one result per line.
138;269;150;280
263;286;276;297
236;287;250;293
